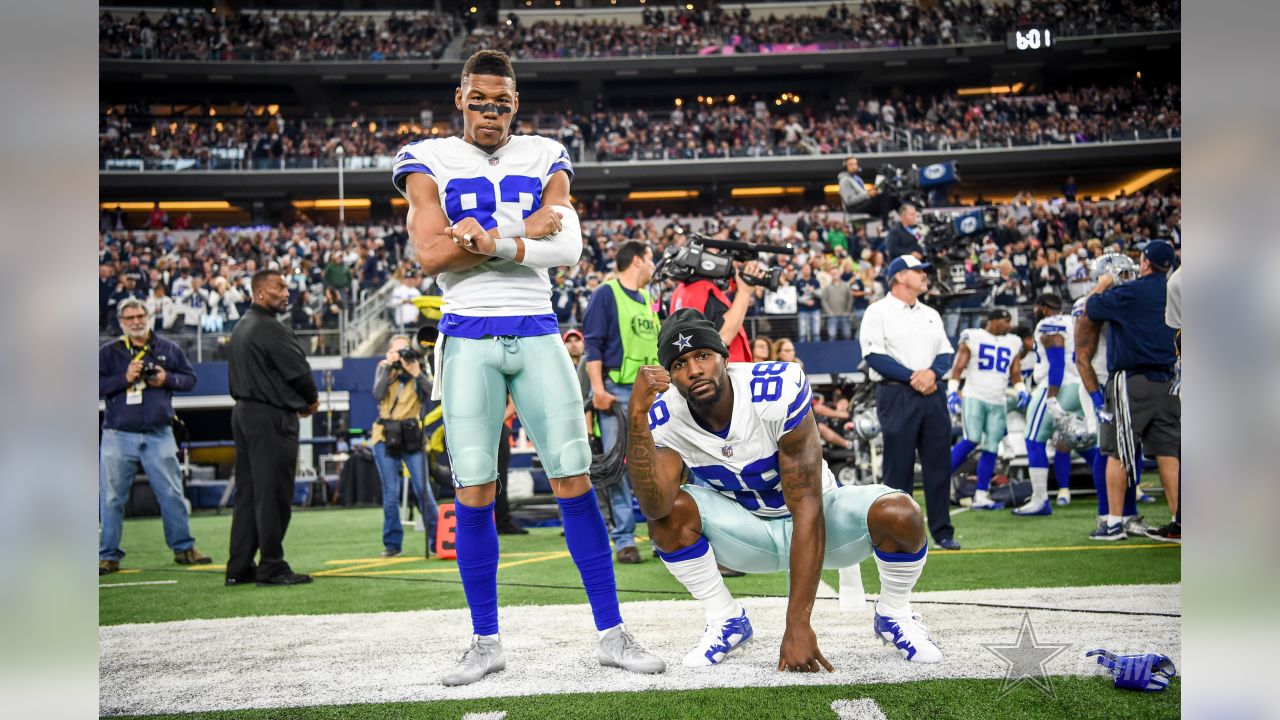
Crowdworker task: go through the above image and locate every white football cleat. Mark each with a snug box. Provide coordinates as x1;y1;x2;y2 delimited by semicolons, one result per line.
873;611;942;663
683;609;754;667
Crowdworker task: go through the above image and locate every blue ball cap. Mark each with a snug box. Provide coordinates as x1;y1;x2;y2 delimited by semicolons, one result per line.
886;254;933;278
1142;240;1176;269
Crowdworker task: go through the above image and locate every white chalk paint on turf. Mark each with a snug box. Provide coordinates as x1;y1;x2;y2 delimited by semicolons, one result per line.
99;584;1180;717
832;699;889;720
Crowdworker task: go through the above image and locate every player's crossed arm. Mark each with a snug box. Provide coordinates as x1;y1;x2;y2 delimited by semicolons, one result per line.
626;366;688;520
405;173;489;276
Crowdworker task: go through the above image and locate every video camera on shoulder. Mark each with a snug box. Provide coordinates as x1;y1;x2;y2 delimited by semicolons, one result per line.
652;231;795;292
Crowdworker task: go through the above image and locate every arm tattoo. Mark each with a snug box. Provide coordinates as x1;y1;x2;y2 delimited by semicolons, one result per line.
626;412;677;518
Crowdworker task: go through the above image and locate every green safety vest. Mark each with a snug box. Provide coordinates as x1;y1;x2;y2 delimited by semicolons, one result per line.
605;278;660;385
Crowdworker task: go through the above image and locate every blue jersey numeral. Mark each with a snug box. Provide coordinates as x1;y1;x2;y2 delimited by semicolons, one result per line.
750;362;788;403
648;399;669;430
443;174;542;230
977;344;1012;373
691;452;783;511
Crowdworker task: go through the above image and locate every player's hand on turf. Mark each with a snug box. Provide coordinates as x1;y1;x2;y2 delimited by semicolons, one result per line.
777;624;833;673
630;365;671;417
592;388;618;412
947;392;962;414
145;367;167;388
449;218;490;254
524;205;564;239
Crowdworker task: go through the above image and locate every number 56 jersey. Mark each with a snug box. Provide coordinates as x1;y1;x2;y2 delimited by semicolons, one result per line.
649;361;837;519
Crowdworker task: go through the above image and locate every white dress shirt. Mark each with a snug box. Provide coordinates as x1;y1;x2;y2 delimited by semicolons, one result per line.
858;294;954;381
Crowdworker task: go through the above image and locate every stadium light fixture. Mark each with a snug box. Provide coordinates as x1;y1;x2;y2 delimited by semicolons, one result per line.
625;190;699;201
730;186;805;198
100;201;235;212
208;107;216;116
727;94;736;103
292;199;372;210
674;98;683;107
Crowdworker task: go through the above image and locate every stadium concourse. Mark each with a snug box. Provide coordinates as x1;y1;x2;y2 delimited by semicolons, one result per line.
99;1;1182;718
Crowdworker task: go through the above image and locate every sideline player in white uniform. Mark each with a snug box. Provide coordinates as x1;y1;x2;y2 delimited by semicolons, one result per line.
945;309;1028;510
395;50;663;686
1073;254;1149;539
1013;293;1089;516
626;309;942;671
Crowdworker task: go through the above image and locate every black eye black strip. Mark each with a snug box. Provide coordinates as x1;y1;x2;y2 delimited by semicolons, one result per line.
467;102;512;116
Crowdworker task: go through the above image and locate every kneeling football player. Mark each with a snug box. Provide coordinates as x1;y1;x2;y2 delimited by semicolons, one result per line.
626;309;941;670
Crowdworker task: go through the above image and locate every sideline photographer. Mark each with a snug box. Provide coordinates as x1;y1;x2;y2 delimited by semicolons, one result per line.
98;298;209;575
661;233;792;362
371;335;439;557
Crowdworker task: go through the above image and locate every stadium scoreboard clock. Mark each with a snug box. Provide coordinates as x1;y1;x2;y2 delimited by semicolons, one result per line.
1007;27;1055;51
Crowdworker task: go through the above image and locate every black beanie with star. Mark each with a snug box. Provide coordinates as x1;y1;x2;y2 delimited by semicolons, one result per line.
657;308;730;370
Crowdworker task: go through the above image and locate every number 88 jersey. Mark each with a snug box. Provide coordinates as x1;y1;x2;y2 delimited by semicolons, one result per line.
648;361;837;519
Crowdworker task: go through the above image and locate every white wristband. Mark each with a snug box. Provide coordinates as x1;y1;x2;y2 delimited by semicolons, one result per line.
947;379;960;395
496;220;527;239
492;237;518;261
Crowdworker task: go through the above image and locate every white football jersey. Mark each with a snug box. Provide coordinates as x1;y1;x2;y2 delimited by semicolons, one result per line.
392;135;575;318
961;328;1022;404
1072;296;1110;384
1032;313;1081;386
649;361;837;519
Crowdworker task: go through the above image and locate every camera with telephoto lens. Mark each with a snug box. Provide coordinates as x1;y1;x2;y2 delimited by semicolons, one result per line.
651;232;795;292
397;347;420;363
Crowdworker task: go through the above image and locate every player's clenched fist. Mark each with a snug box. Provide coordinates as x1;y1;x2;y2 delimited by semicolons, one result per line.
524;205;564;239
629;365;670;418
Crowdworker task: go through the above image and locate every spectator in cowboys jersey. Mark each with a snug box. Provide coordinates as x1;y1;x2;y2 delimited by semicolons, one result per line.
946;309;1028;510
627;309;941;671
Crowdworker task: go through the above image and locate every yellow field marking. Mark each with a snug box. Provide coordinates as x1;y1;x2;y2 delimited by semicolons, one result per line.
324;550;555;565
933;543;1181;556
330;551;572;578
187;564;227;572
312;556;422;577
117;569;142;575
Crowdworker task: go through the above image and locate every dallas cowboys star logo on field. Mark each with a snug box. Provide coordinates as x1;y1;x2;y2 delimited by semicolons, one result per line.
673;333;692;351
982;612;1071;699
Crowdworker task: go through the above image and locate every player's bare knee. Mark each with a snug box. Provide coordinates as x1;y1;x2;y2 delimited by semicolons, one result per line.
456;482;497;508
549;474;591;498
650;492;702;554
869;493;926;552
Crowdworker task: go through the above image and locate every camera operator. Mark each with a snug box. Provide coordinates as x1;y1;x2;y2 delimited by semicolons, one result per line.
884;204;924;262
669;258;763;363
838;157;896;222
371;335;439;557
98;298;209;575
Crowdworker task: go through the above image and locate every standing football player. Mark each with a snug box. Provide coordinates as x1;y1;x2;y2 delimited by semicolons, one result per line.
946;309;1028;510
627;309;942;670
1015;293;1088;516
1074;255;1150;539
395;50;664;686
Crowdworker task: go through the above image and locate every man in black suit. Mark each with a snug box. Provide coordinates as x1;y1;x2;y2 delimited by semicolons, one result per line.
885;204;924;260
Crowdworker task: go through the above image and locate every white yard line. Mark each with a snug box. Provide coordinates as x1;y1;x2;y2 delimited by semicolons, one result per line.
99;580;178;589
99;584;1180;717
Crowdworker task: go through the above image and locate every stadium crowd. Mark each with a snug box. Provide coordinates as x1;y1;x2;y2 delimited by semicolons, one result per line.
100;1;1180;62
97;215;410;345
100;83;1180;169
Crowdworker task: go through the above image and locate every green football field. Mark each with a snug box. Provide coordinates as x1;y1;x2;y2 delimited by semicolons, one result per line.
99;491;1180;719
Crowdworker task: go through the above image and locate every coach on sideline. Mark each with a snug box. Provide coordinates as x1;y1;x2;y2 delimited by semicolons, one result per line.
1084;240;1180;542
225;269;319;586
858;255;959;550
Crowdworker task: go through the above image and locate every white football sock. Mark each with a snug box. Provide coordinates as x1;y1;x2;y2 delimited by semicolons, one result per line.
662;543;741;624
1029;467;1049;503
873;548;926;619
1105;514;1121;527
974;489;991;505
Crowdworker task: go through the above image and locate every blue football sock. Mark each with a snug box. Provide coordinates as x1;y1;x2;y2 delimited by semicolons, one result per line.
951;439;978;472
558;488;624;632
1091;449;1109;516
1124;482;1138;517
455;500;500;636
976;451;997;492
1026;440;1048;469
1053;449;1073;491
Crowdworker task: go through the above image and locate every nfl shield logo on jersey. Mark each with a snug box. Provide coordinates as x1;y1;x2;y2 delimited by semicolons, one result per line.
488;156;500;166
721;445;733;458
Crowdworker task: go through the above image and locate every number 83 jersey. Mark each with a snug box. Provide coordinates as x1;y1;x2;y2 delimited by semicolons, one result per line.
648;361;837;519
392;135;574;318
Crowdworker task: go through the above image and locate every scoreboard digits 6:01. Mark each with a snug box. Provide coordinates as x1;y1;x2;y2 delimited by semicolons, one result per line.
1007;27;1054;51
